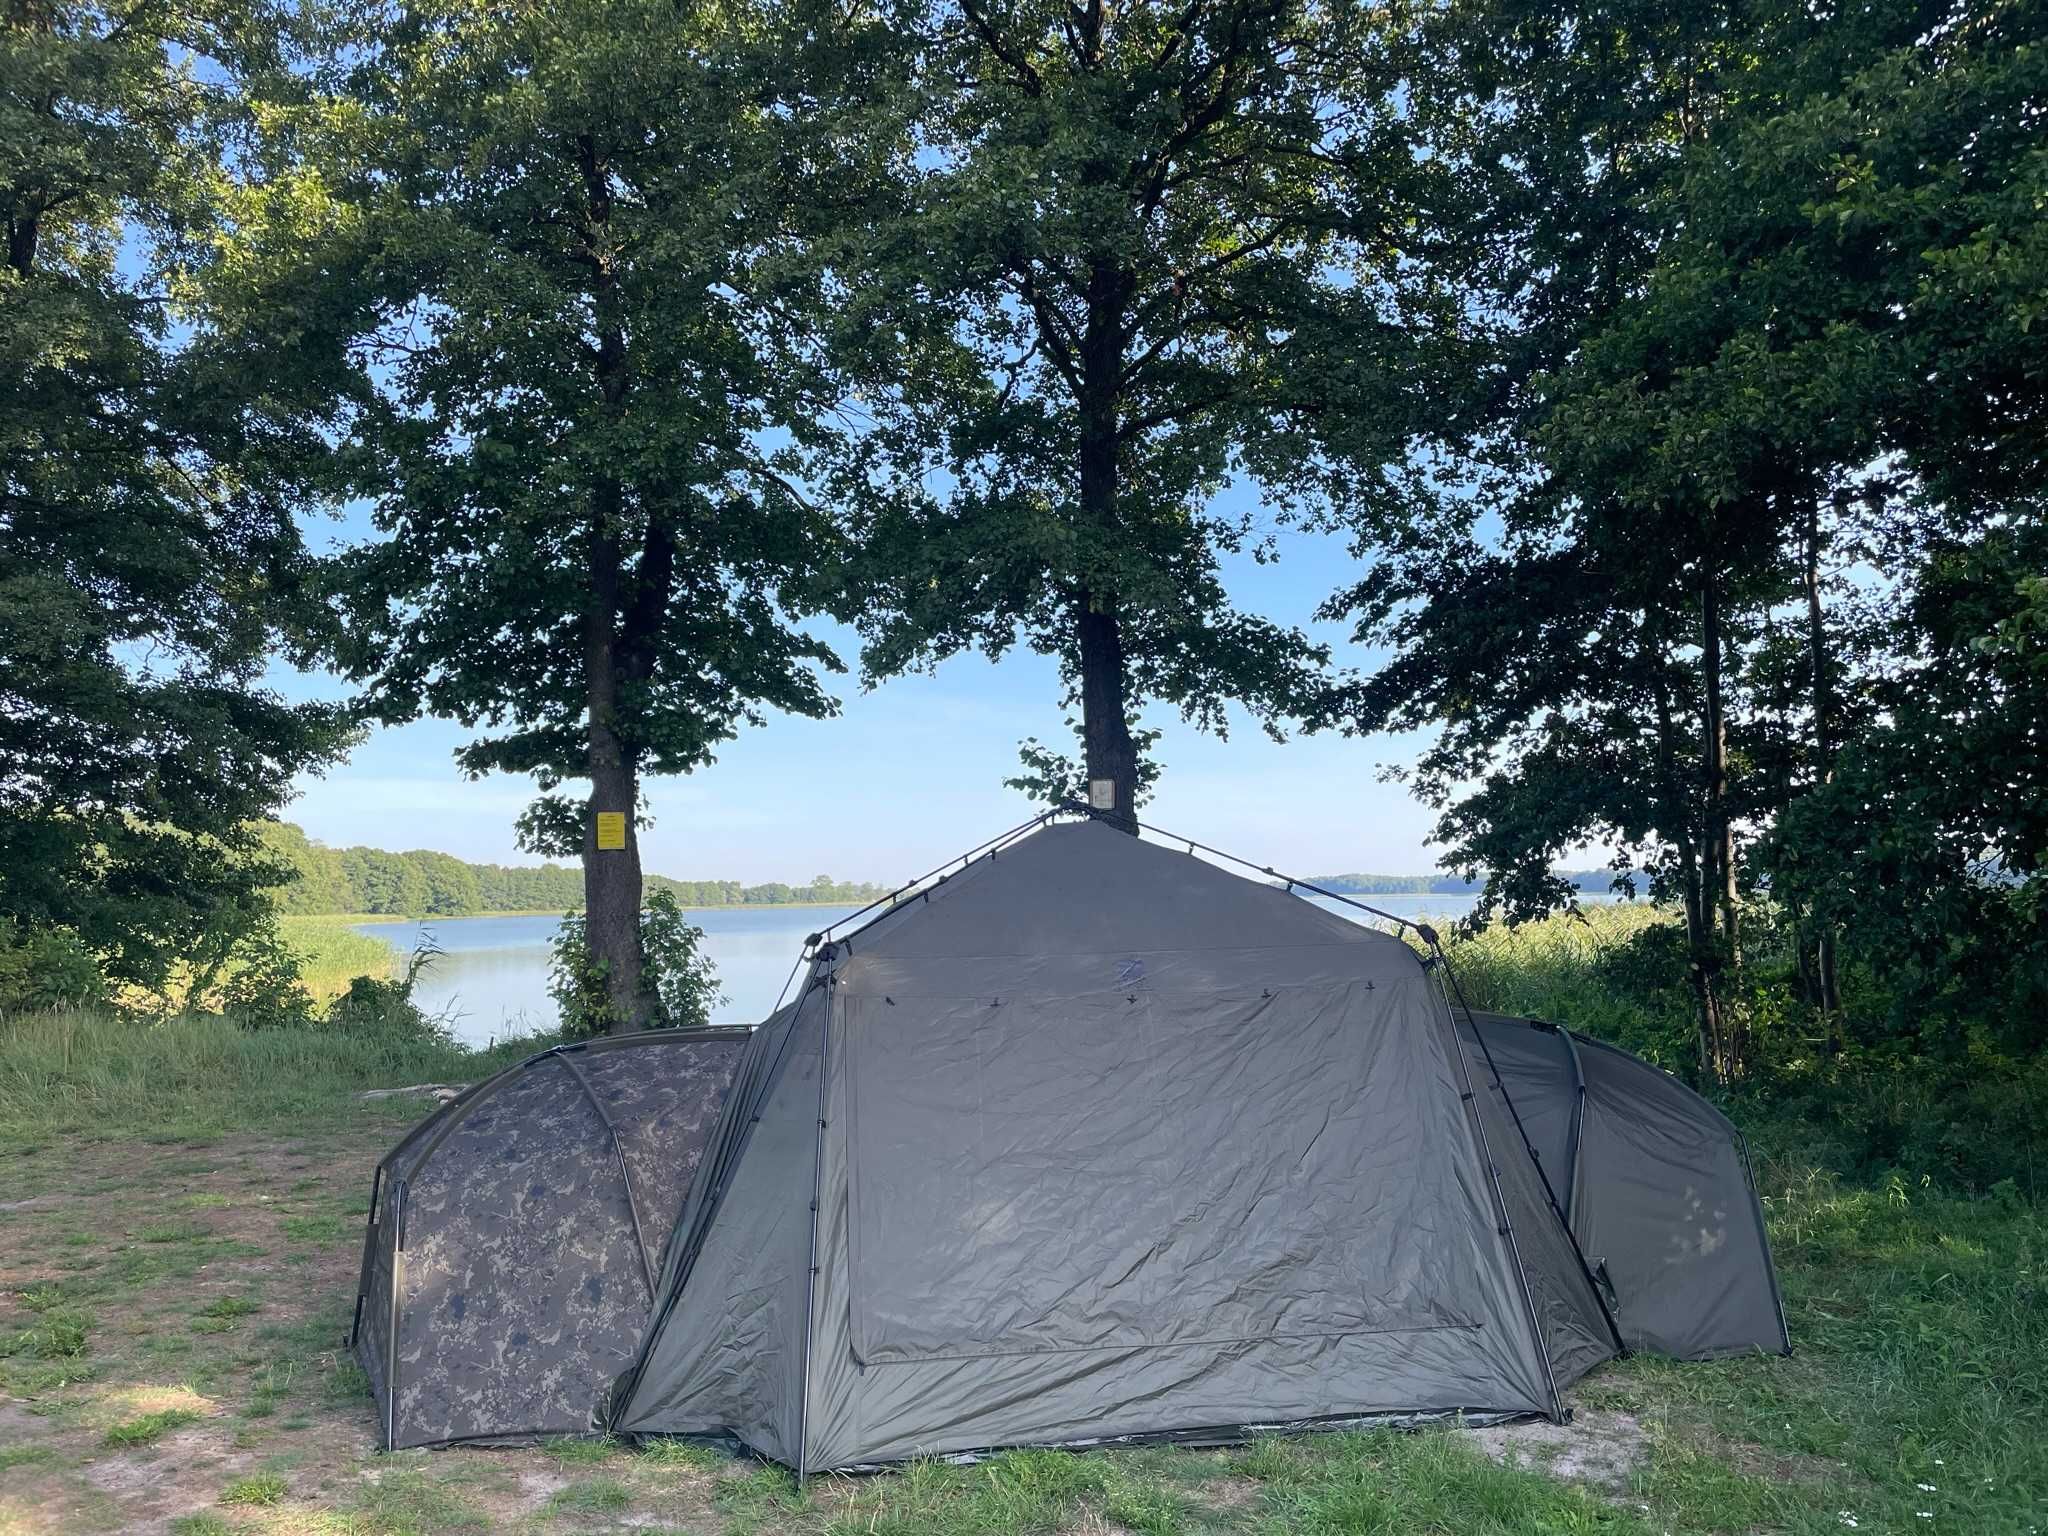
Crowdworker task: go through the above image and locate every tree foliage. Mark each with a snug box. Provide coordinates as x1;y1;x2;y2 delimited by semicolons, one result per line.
253;820;890;916
1;0;352;996
275;0;882;1027
1338;0;2047;1079
834;0;1474;822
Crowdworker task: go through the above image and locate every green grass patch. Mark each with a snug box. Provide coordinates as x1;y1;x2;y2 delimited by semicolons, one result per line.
179;1192;232;1210
281;1211;349;1243
169;1517;233;1536
198;1294;261;1320
138;1221;209;1243
0;1357;95;1393
541;1433;618;1465
221;1470;289;1505
546;1477;632;1514
0;1008;549;1146
636;1438;726;1473
347;1464;489;1533
2;1306;92;1359
0;1443;56;1470
1604;1165;2048;1535
104;1406;202;1446
323;1358;371;1406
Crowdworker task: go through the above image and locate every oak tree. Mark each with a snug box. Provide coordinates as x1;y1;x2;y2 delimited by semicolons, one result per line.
837;0;1471;825
303;0;873;1028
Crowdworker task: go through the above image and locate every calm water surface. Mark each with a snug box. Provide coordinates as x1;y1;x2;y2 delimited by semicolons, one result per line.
356;890;1610;1048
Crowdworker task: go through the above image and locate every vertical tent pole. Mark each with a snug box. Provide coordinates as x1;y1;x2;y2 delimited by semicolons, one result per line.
386;1181;405;1450
795;971;834;1479
1555;1027;1591;1228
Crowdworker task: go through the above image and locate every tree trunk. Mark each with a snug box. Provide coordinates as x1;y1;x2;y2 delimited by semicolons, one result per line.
1652;621;1724;1081
584;505;653;1034
1073;256;1138;831
1803;494;1842;1022
1075;588;1137;830
575;131;651;1033
1699;562;1741;1079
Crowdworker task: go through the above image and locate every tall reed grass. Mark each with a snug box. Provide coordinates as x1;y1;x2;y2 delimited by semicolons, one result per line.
275;915;400;1000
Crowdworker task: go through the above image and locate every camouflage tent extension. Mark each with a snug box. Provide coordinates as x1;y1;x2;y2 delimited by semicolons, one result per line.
350;1029;747;1449
600;820;1787;1471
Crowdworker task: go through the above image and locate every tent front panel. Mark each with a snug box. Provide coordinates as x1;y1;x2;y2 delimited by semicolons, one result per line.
391;1058;641;1445
800;972;1556;1467
579;1041;739;1279
609;1002;822;1462
1571;1039;1788;1358
1456;1016;1616;1390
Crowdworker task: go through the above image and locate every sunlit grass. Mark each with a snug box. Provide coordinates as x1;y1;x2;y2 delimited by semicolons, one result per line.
275;916;401;1000
0;1009;551;1146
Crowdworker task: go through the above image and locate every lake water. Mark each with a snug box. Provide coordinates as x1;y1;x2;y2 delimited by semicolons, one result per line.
356;890;1583;1048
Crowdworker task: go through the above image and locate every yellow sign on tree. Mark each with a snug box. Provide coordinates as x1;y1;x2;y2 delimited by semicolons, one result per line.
594;811;627;851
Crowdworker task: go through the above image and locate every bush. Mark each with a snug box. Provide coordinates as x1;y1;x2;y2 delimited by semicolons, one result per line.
325;939;451;1047
549;889;723;1039
207;926;318;1030
0;921;107;1014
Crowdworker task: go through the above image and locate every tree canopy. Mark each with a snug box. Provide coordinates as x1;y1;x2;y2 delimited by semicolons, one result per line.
1;0;351;996
833;0;1474;823
1335;0;2047;1076
280;0;884;1026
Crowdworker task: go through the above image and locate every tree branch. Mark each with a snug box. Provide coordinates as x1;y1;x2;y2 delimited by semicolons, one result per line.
960;0;1044;96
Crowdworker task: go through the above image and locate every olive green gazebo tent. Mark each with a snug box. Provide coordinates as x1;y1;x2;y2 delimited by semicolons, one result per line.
597;819;1786;1471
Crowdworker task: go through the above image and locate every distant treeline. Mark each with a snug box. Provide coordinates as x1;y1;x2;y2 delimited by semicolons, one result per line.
1307;870;1636;896
256;822;892;917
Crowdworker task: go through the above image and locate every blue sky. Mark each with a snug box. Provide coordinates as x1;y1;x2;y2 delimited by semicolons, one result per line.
281;486;1448;884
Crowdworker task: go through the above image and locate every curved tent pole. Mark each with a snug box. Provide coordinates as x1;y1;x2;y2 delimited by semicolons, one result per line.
1059;802;1431;934
803;808;1066;952
551;1048;659;1303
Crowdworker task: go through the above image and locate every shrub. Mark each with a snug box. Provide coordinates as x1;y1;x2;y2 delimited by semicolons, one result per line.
0;921;107;1014
549;889;723;1039
325;939;450;1047
206;926;318;1030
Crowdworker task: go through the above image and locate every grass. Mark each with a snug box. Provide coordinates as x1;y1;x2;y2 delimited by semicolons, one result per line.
546;1477;632;1515
276;914;402;999
196;1296;260;1320
0;1007;549;1145
103;1406;203;1446
2;1307;92;1360
219;1471;288;1505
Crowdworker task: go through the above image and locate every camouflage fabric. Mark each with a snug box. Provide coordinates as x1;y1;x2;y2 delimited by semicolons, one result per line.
349;1031;745;1449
